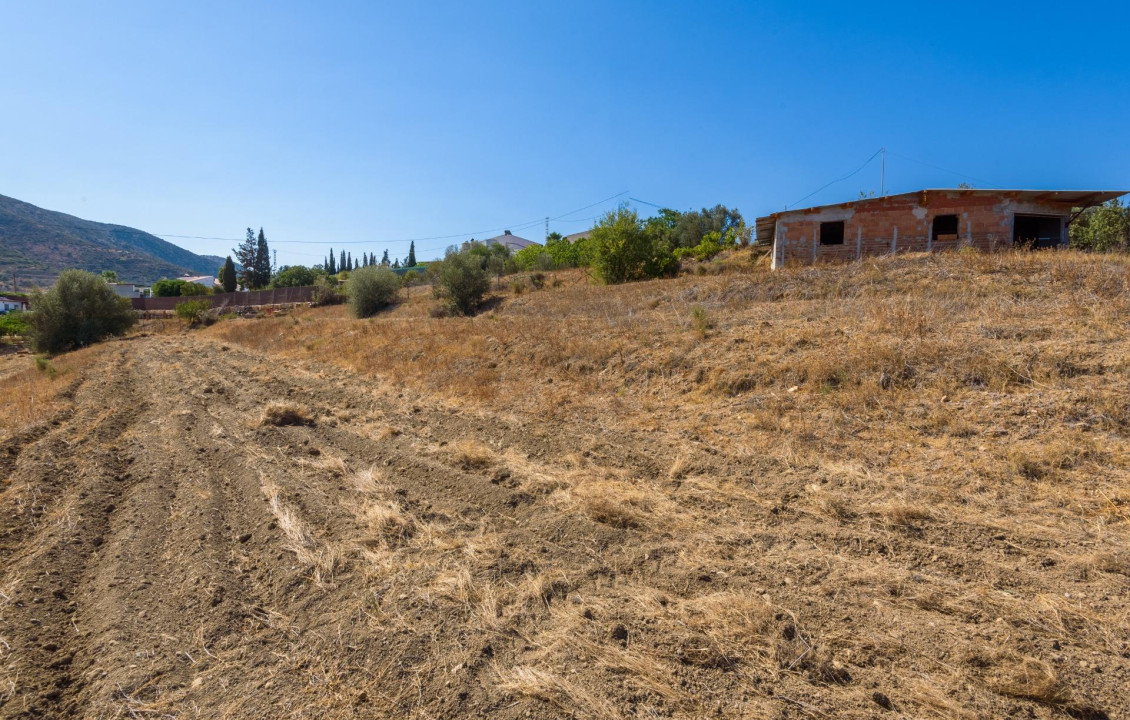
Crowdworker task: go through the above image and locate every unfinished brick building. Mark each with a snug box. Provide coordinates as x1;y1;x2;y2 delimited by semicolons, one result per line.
757;189;1127;269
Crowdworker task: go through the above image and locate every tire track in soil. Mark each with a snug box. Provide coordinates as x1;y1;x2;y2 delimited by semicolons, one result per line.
0;349;146;717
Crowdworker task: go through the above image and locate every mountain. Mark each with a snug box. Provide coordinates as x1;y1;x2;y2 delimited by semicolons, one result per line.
0;193;227;287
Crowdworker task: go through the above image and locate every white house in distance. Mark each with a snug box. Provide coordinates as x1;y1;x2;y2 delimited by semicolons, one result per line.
483;230;539;253
0;296;29;314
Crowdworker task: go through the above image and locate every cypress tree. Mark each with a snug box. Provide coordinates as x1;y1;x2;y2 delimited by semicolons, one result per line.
406;241;416;268
381;249;390;266
340;249;347;272
254;228;271;288
219;256;237;293
348;252;353;271
328;248;336;274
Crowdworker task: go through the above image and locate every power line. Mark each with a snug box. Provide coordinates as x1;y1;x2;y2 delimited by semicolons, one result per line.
885;150;1001;189
153;191;629;247
787;148;884;209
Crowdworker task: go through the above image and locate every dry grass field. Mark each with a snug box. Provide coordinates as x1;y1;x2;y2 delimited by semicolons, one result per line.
1;249;1129;718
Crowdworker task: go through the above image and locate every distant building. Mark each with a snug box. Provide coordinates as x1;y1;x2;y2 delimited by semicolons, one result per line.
757;189;1129;269
482;230;539;253
106;283;148;299
179;275;218;288
563;230;591;243
0;297;29;313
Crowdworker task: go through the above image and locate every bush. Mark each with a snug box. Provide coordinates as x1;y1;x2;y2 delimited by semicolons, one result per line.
0;311;29;337
174;299;212;326
589;205;676;284
152;278;189;297
514;244;554;271
433;246;491;315
180;282;211;296
347;265;401;318
28;269;137;353
311;275;345;306
271;265;316;288
673;230;728;262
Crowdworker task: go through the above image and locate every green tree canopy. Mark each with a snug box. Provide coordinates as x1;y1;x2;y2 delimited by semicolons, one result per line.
28;270;137;354
179;282;211;296
589;205;672;284
271;265;316;288
1070;199;1129;251
433;246;491;315
152;279;189;297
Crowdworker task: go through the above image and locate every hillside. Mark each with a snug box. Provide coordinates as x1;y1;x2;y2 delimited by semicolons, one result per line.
1;250;1128;719
0;193;225;286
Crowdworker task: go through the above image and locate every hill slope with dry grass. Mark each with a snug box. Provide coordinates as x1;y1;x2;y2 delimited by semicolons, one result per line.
1;250;1128;718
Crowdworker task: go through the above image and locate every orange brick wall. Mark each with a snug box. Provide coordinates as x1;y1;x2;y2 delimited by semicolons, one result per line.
769;191;1072;268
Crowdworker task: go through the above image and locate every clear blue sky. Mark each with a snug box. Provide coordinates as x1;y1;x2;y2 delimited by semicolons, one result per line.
2;1;1127;266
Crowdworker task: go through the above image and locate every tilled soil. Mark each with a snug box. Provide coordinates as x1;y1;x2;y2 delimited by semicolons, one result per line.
1;333;1127;718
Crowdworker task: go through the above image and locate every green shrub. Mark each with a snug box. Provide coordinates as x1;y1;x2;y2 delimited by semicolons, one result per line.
180;282;211;296
589;205;677;284
312;275;345;306
0;311;29;337
347;265;401;318
28;269;137;354
174;299;212;326
35;356;57;376
433;247;491;315
152;278;189;297
271;265;316;288
690;304;712;337
514;245;556;271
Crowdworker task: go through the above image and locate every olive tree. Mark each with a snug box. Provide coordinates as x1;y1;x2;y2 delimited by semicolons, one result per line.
28;269;137;353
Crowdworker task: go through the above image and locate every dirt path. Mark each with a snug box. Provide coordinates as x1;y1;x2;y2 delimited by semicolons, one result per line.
1;332;1126;718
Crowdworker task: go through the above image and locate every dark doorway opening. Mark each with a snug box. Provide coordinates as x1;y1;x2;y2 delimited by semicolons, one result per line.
1013;215;1063;249
820;221;845;245
932;214;959;242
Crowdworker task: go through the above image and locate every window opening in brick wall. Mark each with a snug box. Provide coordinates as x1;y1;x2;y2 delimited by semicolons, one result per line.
932;214;959;242
819;221;845;245
1013;215;1063;249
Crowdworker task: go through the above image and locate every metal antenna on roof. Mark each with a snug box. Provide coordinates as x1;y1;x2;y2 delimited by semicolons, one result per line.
881;147;886;197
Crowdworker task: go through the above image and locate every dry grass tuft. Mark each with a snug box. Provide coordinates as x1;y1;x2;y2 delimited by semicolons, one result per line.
985;655;1073;706
261;402;315;427
450;439;494;470
584;498;644;529
495;665;622;719
876;501;935;527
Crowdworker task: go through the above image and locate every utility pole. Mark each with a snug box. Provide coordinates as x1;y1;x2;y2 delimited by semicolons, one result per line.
545;216;549;241
880;147;886;197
